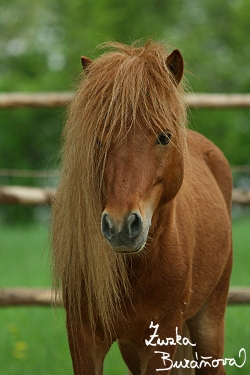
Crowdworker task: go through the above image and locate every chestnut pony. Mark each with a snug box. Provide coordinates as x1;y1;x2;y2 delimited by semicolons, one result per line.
52;41;232;375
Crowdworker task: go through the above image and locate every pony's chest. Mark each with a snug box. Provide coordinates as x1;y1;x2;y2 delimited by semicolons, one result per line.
126;269;190;318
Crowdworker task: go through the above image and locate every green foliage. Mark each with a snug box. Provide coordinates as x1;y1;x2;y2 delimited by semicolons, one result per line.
189;108;250;165
0;0;250;223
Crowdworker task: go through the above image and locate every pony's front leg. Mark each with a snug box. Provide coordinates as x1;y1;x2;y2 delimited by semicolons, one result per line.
139;321;183;375
140;343;177;375
187;255;232;375
66;315;111;375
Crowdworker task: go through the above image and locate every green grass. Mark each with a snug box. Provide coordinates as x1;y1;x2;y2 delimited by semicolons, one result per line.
0;216;249;374
224;215;250;375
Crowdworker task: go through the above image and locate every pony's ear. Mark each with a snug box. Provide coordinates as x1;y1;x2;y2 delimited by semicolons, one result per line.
81;56;93;70
166;49;184;85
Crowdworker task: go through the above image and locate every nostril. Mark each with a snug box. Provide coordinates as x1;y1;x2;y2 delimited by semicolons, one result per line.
101;213;115;241
101;211;143;246
127;213;143;239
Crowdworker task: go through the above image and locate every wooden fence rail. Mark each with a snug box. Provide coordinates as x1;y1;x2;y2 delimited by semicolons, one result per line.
0;92;73;108
0;287;250;307
0;186;55;205
1;92;250;109
1;186;250;206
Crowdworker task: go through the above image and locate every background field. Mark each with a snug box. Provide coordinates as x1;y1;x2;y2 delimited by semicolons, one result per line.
0;214;249;375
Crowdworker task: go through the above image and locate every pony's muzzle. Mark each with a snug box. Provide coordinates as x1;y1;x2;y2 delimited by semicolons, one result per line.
101;211;144;253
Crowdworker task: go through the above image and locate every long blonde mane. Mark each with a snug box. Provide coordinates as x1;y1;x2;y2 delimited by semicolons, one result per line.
51;41;187;338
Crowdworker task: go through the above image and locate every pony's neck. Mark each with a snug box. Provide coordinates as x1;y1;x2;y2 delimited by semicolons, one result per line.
151;198;176;240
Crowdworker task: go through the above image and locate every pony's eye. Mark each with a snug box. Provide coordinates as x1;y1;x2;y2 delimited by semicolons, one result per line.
157;133;171;145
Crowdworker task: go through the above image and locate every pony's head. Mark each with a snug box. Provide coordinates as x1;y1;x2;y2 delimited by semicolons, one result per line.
52;41;187;337
81;42;186;254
